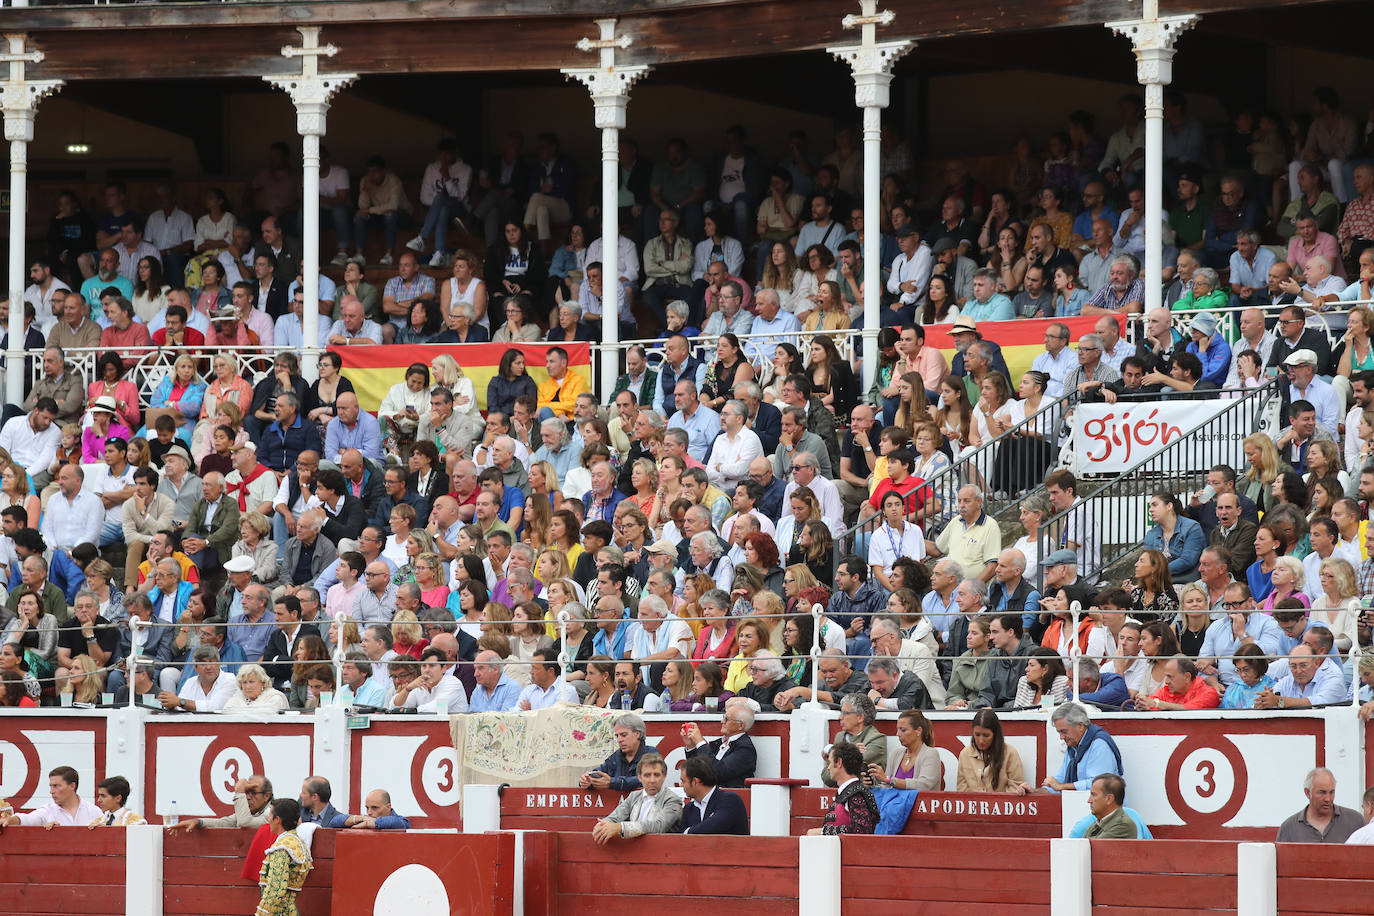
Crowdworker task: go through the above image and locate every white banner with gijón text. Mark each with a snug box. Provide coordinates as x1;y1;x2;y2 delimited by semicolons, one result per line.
1070;399;1244;474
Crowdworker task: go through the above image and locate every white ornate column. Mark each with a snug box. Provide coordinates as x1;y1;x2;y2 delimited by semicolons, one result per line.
1;33;60;407
829;2;912;391
1107;1;1197;315
563;19;649;398
264;27;356;381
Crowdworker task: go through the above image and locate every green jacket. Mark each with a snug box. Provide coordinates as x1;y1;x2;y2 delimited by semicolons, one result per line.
185;496;241;560
1085;806;1138;839
822;724;888;787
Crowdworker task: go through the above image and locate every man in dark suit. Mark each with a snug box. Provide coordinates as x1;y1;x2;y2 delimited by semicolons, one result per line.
682;700;758;788
736;381;781;457
314;468;367;547
371;465;430;531
260;594;321;690
678;756;749;835
865;656;932;711
1207;498;1258;581
255;215;301;295
248;250;291;319
1269;303;1333;375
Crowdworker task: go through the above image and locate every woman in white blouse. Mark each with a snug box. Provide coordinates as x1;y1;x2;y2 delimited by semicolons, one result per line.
223;664;289;713
793;244;839;325
868;490;927;592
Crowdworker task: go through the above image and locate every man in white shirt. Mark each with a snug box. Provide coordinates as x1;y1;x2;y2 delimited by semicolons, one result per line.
1031;322;1077;398
1095;314;1135;373
396;647;469;713
1283;349;1342;438
782;451;845;535
42;464;103;553
2;766;101;827
706;400;763;493
885;223;931;316
627;594;693;686
161;645;238;712
406;139;473;267
1224;307;1278;388
586;231;641;288
517;648;578;710
1345;373;1374;472
143;184;196;276
96;437;137;547
23;258;69;330
0;397;60;480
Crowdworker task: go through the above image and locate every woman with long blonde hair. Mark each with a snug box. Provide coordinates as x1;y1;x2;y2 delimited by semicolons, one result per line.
1241;433;1290;511
524;492;553;550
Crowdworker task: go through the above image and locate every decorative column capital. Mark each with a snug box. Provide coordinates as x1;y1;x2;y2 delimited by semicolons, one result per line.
0;34;62;141
1105;14;1199;85
262;26;357;137
561;18;650;130
827;39;914;108
827;1;914;110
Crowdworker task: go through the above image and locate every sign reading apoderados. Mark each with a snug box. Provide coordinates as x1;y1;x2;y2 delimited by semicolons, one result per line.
1070;399;1244;474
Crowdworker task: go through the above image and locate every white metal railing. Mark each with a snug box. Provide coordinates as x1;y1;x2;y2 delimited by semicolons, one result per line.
1167;300;1373;349
28;345;281;401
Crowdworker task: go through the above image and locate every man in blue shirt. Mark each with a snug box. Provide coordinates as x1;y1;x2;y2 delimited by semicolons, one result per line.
323;393;383;464
1196;583;1284;688
517;648;578;710
593;594;631;660
960;268;1014;321
330;789;411;830
667;379;720;463
1075;661;1130;710
1043;702;1122;793
337;652;387;707
1257;644;1347;708
469;649;522;712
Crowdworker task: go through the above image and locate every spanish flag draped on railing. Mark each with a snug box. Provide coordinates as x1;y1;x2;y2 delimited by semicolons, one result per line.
330;342;593;412
924;314;1116;382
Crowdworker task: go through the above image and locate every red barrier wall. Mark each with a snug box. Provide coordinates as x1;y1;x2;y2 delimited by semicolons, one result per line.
162;828;335;916
791;787;1061;837
1090;839;1237;915
500;787;751;832
0;828;125;916
332;832;515;915
840;834;1051;915
1277;844;1374;915
546;833;799;914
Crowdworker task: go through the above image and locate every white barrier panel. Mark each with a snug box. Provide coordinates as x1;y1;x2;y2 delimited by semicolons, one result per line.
1071;398;1244;474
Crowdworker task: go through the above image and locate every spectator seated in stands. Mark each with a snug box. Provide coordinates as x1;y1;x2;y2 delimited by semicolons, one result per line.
869;708;941;790
580;712;659;793
1075;659;1130;710
157;644;237;713
1041;702;1121;793
330;789;411;830
681;697;758;788
1143;656;1221;710
736;649;797;712
592;752;684;843
822;693;887;787
678;755;749;836
772;647;868;713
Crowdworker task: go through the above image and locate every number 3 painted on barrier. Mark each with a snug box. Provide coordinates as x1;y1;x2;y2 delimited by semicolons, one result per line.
224;757;240;794
1195;759;1216;798
434;758;453;794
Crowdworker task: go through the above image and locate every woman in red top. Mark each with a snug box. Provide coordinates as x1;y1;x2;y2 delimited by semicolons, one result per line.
692;587;736;662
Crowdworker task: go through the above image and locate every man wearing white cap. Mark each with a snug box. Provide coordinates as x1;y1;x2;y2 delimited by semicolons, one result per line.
1183;312;1232;388
224;441;276;519
1282;349;1341;438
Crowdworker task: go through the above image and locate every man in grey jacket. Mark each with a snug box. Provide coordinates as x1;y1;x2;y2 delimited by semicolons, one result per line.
591;753;683;842
172;775;273;831
975;613;1036;709
277;511;338;588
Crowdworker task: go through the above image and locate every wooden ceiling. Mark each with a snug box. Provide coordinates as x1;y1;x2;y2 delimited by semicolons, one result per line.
0;0;1327;82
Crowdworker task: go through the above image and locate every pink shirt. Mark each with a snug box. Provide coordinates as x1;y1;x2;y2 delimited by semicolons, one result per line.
900;347;949;395
1288;232;1345;280
99;321;153;365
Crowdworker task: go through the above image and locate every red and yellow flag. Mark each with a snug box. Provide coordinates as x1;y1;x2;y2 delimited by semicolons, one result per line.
922;314;1122;383
331;342;593;412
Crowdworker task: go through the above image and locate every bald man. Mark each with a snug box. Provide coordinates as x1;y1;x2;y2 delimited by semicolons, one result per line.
333;789;411;829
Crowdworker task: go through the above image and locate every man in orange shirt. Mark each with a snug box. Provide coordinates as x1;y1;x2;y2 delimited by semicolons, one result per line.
1145;656;1221;710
